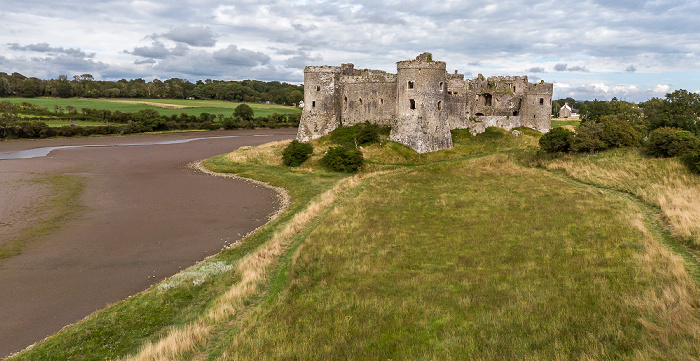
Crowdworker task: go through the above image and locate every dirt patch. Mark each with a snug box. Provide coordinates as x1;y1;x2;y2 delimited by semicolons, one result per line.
0;128;297;358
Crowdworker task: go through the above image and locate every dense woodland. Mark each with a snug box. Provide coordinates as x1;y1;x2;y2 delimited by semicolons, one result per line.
0;72;304;105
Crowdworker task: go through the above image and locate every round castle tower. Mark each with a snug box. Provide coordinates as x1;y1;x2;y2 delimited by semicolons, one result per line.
296;66;343;142
391;53;453;153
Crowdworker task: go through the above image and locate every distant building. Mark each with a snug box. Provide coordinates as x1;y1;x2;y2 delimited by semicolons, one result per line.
560;102;573;118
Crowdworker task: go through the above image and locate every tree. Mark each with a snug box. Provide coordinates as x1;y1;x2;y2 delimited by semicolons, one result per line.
233;103;254;121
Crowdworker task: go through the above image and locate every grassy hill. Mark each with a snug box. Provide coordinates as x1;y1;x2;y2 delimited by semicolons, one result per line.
10;128;700;360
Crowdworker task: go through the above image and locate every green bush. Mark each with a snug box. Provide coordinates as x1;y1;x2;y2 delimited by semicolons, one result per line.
682;150;700;174
319;146;363;172
599;116;640;148
329;122;388;148
539;127;574;153
570;122;607;153
644;127;700;158
282;140;314;167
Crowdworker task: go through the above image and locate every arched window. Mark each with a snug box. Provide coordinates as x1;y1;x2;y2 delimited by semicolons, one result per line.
438;101;442;111
316;85;320;91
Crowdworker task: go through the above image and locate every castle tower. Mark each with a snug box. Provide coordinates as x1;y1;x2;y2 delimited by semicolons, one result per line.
296;65;344;142
391;53;453;153
522;81;553;133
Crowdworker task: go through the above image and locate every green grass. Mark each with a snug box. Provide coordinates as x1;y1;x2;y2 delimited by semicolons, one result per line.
9;128;700;360
0;97;300;118
552;118;581;128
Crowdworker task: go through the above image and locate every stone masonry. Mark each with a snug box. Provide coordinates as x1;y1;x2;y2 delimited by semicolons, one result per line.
297;53;553;153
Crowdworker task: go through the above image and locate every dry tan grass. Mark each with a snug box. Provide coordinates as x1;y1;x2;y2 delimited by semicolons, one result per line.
544;153;700;247
122;169;369;360
118;323;210;361
624;211;700;359
225;139;290;166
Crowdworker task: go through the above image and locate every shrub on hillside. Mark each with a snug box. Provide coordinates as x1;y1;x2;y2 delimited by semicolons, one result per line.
320;146;363;172
282;140;314;167
329;122;388;148
599;116;640;148
644;127;700;158
539;127;574;153
570;122;607;153
682;150;700;174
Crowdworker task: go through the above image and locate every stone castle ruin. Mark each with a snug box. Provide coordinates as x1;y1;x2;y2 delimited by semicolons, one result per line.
297;53;553;153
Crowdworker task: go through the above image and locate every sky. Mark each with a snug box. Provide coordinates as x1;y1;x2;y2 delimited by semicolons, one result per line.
2;0;700;102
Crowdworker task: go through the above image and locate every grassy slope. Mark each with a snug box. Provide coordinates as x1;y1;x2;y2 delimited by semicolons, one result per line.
9;128;700;360
1;97;300;119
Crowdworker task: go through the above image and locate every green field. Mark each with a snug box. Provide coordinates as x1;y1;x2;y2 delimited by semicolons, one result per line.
552;118;581;128
1;97;300;118
10;128;700;360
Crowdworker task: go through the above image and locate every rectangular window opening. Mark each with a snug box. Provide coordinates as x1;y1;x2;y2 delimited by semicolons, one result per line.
316;85;321;91
409;99;416;110
438;101;442;111
408;81;414;89
540;98;544;105
312;101;316;108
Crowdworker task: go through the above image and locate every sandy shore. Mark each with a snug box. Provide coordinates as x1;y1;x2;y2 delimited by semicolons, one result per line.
0;129;296;357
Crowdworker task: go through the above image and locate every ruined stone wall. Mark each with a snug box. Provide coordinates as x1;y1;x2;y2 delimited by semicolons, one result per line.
392;53;453;153
339;70;397;127
464;115;524;135
296;53;552;152
446;72;468;129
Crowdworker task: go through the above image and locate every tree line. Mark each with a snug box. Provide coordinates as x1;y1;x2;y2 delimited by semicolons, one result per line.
0;101;300;139
0;72;304;105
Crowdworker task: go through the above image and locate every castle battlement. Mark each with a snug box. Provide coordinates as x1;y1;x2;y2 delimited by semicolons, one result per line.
297;53;553;153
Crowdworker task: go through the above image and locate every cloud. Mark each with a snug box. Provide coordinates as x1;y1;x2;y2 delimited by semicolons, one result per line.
145;26;217;48
626;65;637;72
161;25;217;47
653;84;671;93
554;63;589;72
527;67;545;73
8;43;93;58
284;51;323;69
213;45;270;66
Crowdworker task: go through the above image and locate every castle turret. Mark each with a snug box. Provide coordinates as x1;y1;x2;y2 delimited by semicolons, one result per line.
522;81;553;133
391;53;453;153
296;65;345;142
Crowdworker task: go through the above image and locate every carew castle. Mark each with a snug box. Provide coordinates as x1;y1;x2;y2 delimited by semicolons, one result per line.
297;53;553;153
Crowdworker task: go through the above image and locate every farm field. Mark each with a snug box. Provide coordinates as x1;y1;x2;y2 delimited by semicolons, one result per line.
551;118;581;128
1;97;301;119
10;127;700;360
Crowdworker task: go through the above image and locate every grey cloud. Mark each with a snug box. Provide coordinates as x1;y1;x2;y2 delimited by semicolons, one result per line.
285;52;322;69
126;42;189;59
150;25;217;47
128;42;172;59
554;63;568;71
213;45;270;67
554;63;589;72
626;65;637;72
527;67;545;73
8;43;93;58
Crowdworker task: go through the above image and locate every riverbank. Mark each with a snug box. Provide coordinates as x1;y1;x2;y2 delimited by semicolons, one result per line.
0;129;296;357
